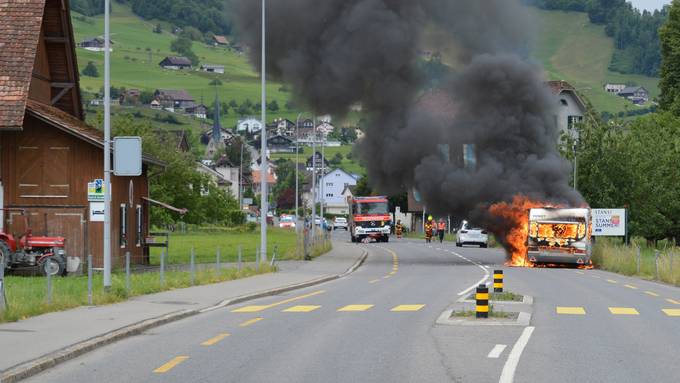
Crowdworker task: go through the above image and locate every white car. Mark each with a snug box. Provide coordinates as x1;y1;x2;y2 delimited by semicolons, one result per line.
456;221;489;248
333;217;348;230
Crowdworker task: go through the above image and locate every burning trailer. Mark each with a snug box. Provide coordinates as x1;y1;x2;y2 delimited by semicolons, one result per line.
526;208;591;266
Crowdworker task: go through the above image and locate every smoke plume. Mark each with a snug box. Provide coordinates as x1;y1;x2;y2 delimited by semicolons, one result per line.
234;0;584;255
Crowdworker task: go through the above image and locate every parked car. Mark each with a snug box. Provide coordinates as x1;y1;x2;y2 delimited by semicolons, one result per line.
279;215;296;229
456;220;489;248
333;217;348;230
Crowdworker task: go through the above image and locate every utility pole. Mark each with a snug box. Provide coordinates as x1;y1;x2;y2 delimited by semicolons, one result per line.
260;0;268;261
239;141;244;211
295;112;304;222
573;142;577;191
103;0;112;290
320;124;325;220
311;117;317;239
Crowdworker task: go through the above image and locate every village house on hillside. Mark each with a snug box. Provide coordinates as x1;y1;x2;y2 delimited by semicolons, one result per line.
237;117;263;134
77;37;112;52
0;0;163;270
604;83;626;94
213;35;229;46
547;80;586;136
306;151;330;172
618;86;649;104
200;64;225;74
153;89;195;113
159;56;192;70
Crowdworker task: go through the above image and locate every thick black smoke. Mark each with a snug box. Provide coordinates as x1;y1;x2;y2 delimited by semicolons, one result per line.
234;0;584;251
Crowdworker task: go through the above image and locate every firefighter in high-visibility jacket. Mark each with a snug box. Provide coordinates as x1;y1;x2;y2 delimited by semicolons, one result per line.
395;220;404;239
424;216;435;243
438;218;446;243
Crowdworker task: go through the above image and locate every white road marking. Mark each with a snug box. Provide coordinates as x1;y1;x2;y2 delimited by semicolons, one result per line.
488;344;507;358
452;249;491;296
499;326;535;383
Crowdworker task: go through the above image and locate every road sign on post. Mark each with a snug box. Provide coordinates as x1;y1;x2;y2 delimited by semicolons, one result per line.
113;136;142;176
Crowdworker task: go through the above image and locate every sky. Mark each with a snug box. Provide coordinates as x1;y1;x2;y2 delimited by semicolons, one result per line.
628;0;670;11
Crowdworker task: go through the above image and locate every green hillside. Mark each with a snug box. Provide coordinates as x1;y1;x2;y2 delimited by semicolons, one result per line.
530;7;659;114
71;2;298;131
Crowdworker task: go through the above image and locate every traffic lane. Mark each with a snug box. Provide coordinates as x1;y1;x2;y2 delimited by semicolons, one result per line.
27;240;505;383
502;267;680;383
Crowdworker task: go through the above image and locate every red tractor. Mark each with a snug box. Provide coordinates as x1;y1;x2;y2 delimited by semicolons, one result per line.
0;209;67;276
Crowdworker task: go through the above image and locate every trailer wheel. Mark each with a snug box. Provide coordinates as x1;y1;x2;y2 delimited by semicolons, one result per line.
39;257;65;277
0;240;10;270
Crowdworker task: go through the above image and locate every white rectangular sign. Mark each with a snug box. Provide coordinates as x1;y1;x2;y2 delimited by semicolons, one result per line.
89;202;105;222
592;208;626;236
114;136;142;176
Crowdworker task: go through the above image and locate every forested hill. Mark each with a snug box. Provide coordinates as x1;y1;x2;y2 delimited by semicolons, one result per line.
524;0;667;77
71;0;233;35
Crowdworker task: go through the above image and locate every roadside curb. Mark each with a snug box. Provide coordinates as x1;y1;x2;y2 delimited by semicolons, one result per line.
0;247;368;383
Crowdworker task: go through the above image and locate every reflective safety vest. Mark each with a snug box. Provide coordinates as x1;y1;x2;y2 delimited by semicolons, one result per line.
438;222;446;230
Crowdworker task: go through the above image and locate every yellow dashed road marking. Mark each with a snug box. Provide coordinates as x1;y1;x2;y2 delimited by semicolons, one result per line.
391;304;425;312
231;290;326;313
624;284;639;290
667;299;680;305
606;279;618;284
369;279;381;284
153;356;189;373
662;309;680;317
556;307;586;315
609;307;639;315
338;304;374;312
201;333;230;346
239;318;263;327
645;291;659;297
283;305;321;313
575;271;584;275
383;275;391;279
389;271;397;275
592;275;601;279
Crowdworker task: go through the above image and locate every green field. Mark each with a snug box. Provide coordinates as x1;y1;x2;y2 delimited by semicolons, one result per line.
529;8;659;114
271;145;364;175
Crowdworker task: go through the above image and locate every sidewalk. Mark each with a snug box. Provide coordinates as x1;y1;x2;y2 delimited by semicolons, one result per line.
0;241;365;381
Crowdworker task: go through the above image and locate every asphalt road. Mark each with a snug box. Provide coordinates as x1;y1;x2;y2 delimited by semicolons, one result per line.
25;233;680;383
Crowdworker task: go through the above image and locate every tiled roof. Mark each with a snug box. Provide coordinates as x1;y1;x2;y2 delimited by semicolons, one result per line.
161;56;192;66
546;80;575;94
213;35;229;45
155;89;194;101
0;0;46;130
252;169;277;184
26;99;164;166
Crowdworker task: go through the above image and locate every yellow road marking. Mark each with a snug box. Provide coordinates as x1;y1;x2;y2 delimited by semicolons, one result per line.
624;284;639;290
369;279;381;284
389;271;396;275
592;275;601;279
153;356;189;373
662;309;680;317
609;307;639;315
575;271;584;275
232;305;268;313
283;305;321;312
201;333;230;346
667;299;680;305
645;291;659;297
383;275;391;279
391;304;425;312
231;290;326;313
239;318;264;327
606;279;618;284
338;304;374;312
556;307;586;315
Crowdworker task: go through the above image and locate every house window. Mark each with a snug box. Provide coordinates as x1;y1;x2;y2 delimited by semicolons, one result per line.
326;193;333;197
560;99;568;106
120;203;128;248
135;205;143;247
568;115;583;130
326;182;333;187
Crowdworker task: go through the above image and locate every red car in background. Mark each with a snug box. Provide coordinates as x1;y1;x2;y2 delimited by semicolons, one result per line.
279;215;296;229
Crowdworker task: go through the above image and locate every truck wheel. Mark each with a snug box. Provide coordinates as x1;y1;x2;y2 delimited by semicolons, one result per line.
39;257;66;276
0;240;10;270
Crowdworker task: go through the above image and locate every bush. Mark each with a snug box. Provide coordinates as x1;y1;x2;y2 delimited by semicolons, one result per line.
81;61;99;77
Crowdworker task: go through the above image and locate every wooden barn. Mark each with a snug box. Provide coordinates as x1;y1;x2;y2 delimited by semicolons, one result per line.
0;0;160;272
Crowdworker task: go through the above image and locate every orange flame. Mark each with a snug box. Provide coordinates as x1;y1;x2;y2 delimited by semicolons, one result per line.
488;196;550;267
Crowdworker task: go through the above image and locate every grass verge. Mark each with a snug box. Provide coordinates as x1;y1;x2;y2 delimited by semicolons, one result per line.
466;291;523;302
450;307;516;319
592;239;680;287
0;265;273;323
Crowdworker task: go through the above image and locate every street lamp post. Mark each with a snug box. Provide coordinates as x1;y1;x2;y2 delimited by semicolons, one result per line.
320;125;325;220
311;117;317;240
260;0;267;261
295;112;305;223
573;142;578;191
103;0;112;290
